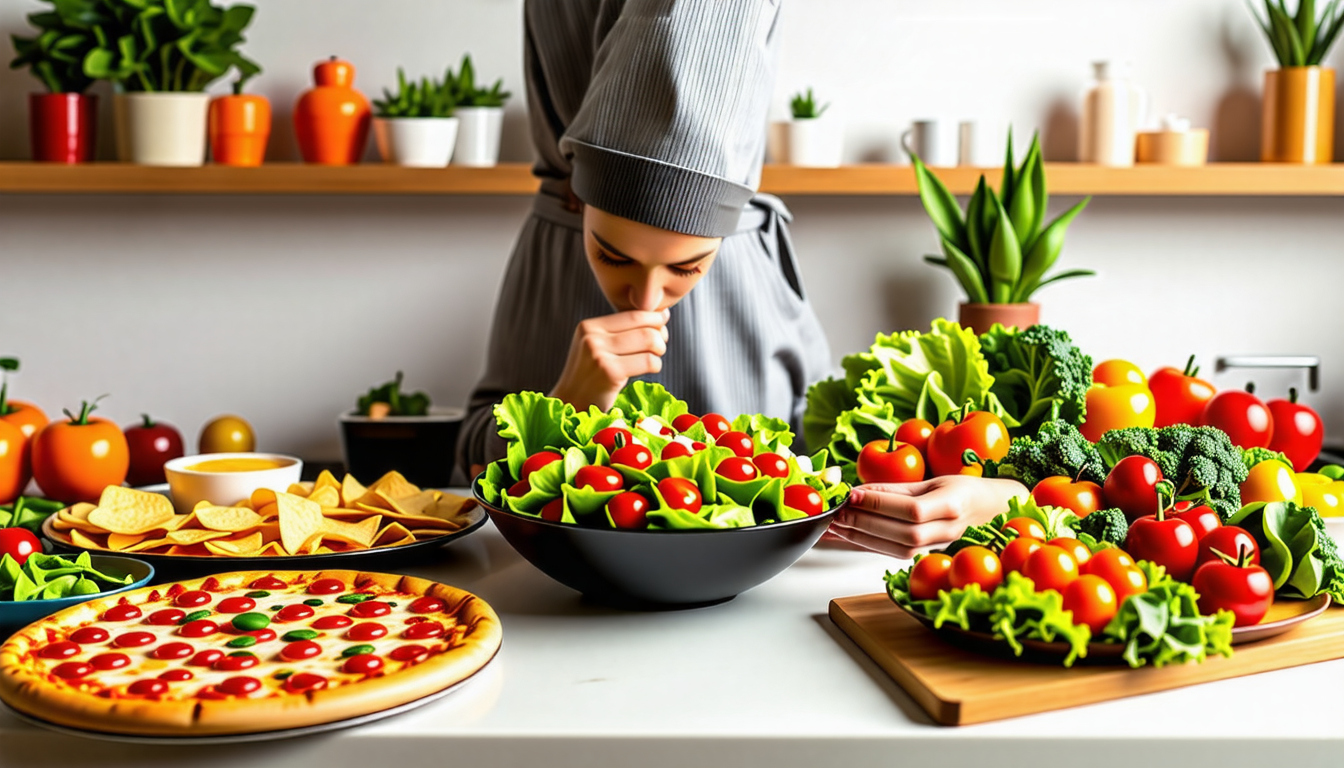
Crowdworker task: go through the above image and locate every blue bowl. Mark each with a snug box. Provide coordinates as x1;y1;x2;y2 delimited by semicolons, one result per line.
0;554;155;637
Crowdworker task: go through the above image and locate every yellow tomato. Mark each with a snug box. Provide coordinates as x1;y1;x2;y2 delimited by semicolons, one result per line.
1079;383;1156;442
1296;473;1344;517
1093;359;1147;387
198;415;256;454
1241;460;1302;505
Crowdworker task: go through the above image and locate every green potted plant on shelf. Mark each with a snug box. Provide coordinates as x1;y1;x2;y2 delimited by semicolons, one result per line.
448;54;511;167
9;1;100;163
339;371;464;488
914;130;1092;334
768;88;843;168
372;67;459;168
81;0;261;166
1248;0;1344;163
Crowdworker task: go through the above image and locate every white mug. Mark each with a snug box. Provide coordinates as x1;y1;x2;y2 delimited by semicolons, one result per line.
901;119;959;167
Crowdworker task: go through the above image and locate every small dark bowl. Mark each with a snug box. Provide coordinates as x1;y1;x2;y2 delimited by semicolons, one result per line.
339;407;464;488
474;477;845;609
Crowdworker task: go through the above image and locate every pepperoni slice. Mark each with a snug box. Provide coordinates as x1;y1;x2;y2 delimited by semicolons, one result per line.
212;654;259;672
89;652;131;671
274;604;316;623
348;601;392;619
346;623;388;642
52;662;93;679
408;596;446;614
216;597;257;614
311;615;353;631
307;578;346;595
249;575;288;590
146;608;186;626
178;620;220;638
389;644;428;663
282;672;328;693
402;622;444;640
341;654;384;675
39;641;81;660
280;640;322;662
152;642;195;660
217;676;261;696
69;627;110;644
101;604;143;622
113;631;156;649
128;679;169;696
159;669;194;682
189;649;225;667
174;590;212;608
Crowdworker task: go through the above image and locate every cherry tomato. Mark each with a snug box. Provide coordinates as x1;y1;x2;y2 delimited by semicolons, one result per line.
751;452;790;479
123;414;185;487
31;400;129;503
100;605;141;622
999;536;1043;574
197;414;255;453
1170;501;1221;541
715;457;759;483
658;478;702;515
217;676;262;696
1030;476;1104;518
716;431;755;458
908;553;954;600
610;443;653;470
1266;389;1324;472
856;437;925;484
520;451;562;482
700;413;731;439
507;479;531;497
574;465;623;493
1197;525;1260;568
342;653;385;675
608;491;650;529
1125;511;1199;582
1093;359;1147;387
949;546;1004;592
1047;536;1092;566
0;421;28;505
128;679;169;697
1149;356;1216;428
1063;574;1119;634
925;409;1009;477
783;484;823;516
1104;455;1164;521
1240;459;1301;505
1022;544;1080;593
540;499;565;522
1201;386;1273;450
1082;548;1148;604
661;442;693;460
1192;550;1274;627
1002;517;1047;541
593;427;633;454
0;527;41;565
1080;380;1156;442
672;414;700;433
894;418;934;456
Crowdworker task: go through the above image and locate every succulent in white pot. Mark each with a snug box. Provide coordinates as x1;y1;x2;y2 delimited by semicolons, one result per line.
768;88;842;167
373;67;459;167
448;54;511;167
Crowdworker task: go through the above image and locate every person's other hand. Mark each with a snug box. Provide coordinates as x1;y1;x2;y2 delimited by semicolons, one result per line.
550;309;670;412
828;476;1028;559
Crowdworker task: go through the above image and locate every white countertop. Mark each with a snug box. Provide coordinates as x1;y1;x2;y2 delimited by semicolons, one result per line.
3;504;1343;768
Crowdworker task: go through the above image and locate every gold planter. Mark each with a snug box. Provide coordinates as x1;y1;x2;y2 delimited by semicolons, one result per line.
957;303;1040;335
1261;66;1335;163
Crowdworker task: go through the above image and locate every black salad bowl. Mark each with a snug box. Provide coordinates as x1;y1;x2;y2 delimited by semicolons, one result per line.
473;475;846;610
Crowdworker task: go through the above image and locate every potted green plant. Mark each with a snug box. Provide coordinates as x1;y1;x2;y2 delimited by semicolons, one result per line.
448;54;511;167
768;88;842;167
373;67;459;168
339;372;464;488
82;0;260;166
1248;1;1343;163
9;0;99;163
914;130;1092;334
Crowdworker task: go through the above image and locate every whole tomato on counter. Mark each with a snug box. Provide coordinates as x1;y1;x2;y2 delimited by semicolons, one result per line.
894;418;934;455
925;405;1009;477
32;398;129;503
1082;547;1148;604
1063;575;1119;634
1080;360;1155;442
908;553;954;600
198;414;256;454
1125;495;1199;583
1030;475;1104;517
0;358;48;504
1197;525;1260;569
1192;544;1274;627
1104;455;1164;521
1265;388;1324;472
1149;355;1216;428
856;435;925;484
0;527;41;565
1201;384;1273;449
123;414;185;487
1170;500;1221;541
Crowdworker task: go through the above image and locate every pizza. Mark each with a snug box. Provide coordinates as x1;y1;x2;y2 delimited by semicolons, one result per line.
0;570;502;736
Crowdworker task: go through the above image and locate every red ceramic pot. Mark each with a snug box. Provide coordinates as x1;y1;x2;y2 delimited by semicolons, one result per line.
29;93;98;163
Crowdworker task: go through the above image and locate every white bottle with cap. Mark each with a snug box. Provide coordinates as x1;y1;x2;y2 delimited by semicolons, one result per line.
1078;61;1148;167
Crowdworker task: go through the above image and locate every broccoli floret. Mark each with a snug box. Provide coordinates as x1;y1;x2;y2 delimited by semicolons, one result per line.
1240;446;1292;471
1308;513;1344;602
1075;507;1128;548
979;324;1093;438
984;420;1106;488
1095;425;1249;520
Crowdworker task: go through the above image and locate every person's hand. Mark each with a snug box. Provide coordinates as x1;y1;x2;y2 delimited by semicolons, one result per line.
550;309;670;412
828;475;1028;559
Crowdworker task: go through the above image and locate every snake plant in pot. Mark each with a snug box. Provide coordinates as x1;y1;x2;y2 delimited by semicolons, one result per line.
448;54;511;167
373;67;459;167
768;88;843;168
1249;0;1344;163
915;131;1092;334
9;0;100;162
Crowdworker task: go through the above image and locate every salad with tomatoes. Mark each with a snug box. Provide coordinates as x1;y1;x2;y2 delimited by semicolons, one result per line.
477;383;849;530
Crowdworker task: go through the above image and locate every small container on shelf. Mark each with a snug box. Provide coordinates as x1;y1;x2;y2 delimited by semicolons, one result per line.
1136;115;1209;166
1078;60;1148;167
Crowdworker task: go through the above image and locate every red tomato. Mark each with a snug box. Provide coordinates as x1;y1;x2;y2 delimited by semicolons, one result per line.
700;413;731;439
1149;356;1216;428
1047;536;1092;566
1201;386;1273;450
507;480;530;497
123;414;185;487
574;466;623;493
783;484;823;516
752;452;790;479
660;442;693;460
31;400;129;503
894;418;934;455
0;527;41;565
1082;548;1147;604
716;431;755;458
1002;517;1047;541
855;437;925;484
520;451;562;482
908;553;954;600
540;499;565;522
1063;574;1119;634
715;457;759;483
1192;553;1274;627
1170;501;1221;541
1125;512;1199;582
0;420;27;505
1104;455;1164;521
657;478;702;514
999;536;1043;574
672;414;700;433
1031;476;1104;517
949;546;1004;592
1021;544;1080;593
1197;526;1260;568
593;427;633;454
1265;389;1324;472
610;443;653;470
607;492;651;529
925;409;1009;477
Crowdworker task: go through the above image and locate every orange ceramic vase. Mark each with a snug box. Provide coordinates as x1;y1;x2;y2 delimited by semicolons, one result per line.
209;92;271;166
1261;66;1335;164
294;57;371;165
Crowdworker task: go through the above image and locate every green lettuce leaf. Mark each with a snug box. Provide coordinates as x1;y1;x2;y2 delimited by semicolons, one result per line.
613;381;689;423
495;391;578;481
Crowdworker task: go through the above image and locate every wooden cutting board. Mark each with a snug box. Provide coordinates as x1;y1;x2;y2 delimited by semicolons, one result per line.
829;593;1344;726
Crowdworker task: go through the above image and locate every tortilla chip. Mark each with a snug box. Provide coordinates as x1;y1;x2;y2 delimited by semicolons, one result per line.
106;532;147;550
87;487;175;534
277;492;325;555
389;489;435;516
318;516;379;548
312;470;340;493
167;544;212;557
307;486;340;508
340;474;367;506
204;532;264;555
423;494;474;521
372;522;413;547
62;503;97;522
166;529;231;545
194;505;264;532
69;528;108;550
123;537;174;553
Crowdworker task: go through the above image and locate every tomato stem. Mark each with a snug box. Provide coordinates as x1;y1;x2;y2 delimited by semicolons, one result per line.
961;449;983;468
1183;354;1200;378
887;432;897;452
63;395;107;426
1245;381;1256;395
1154;479;1176;520
140;413;156;428
1289;387;1298;405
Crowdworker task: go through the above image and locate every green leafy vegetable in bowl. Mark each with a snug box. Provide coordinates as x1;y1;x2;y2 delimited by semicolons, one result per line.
356;371;430;417
1227;500;1344;602
0;497;65;535
1;551;132;602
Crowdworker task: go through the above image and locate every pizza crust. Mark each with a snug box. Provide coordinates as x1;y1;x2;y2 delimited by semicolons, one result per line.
0;570;502;736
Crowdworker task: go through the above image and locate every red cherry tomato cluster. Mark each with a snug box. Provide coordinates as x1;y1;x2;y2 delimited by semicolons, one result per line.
854;405;1010;485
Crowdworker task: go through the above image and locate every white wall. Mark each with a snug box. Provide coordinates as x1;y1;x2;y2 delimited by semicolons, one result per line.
2;0;1342;462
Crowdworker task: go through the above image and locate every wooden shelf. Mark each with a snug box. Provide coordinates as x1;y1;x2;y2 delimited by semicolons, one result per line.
3;162;1344;196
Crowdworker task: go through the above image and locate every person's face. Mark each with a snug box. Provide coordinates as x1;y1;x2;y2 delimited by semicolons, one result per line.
582;206;721;312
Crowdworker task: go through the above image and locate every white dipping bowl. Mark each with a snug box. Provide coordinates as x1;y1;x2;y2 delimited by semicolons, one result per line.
163;453;303;514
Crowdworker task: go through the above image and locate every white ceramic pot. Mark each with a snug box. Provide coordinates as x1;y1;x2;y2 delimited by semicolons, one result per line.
114;92;211;166
452;106;504;167
374;117;460;167
767;117;843;167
